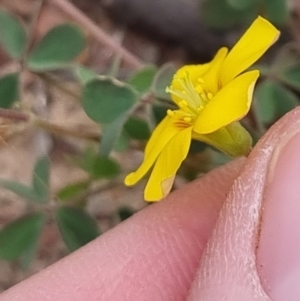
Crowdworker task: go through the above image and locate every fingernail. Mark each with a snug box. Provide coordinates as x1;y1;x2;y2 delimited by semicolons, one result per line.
257;132;300;300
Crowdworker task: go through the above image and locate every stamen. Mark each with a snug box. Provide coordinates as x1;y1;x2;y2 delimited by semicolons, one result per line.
167;109;175;117
166;71;210;116
185;74;203;107
167;88;197;110
179;100;188;108
195;85;204;94
183;116;192;123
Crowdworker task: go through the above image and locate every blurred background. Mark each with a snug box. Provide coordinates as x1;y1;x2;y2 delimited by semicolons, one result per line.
0;0;300;292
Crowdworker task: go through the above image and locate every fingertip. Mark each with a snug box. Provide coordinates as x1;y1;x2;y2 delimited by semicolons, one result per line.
188;107;300;301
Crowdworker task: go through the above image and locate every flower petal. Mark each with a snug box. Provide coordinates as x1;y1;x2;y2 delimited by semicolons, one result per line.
124;115;181;186
172;64;210;87
144;126;193;201
220;16;280;86
194;70;259;134
202;47;228;95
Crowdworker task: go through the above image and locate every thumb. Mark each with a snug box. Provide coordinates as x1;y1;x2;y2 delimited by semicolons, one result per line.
188;107;300;301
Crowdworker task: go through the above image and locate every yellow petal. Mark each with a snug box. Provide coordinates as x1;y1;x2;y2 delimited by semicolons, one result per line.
124;115;181;186
220;16;279;86
202;47;228;95
144;126;193;201
194;70;259;134
172;64;210;87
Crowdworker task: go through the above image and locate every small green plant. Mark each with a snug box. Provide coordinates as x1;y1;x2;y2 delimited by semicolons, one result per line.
0;1;299;269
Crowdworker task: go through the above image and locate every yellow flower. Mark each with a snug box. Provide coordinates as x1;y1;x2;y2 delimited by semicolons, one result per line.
125;16;280;201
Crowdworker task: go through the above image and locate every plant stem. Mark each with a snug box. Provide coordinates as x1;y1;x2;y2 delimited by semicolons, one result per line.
37;72;80;100
50;0;144;70
0;109;100;141
34;118;101;141
23;0;47;60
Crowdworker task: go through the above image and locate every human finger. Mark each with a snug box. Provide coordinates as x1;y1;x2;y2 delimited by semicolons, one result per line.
188;106;300;300
0;157;244;301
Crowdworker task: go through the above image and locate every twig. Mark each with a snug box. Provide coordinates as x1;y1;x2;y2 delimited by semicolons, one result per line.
37;72;80;100
49;0;144;70
23;0;47;60
67;180;122;205
0;108;100;141
250;97;266;135
19;0;47;109
34;118;101;141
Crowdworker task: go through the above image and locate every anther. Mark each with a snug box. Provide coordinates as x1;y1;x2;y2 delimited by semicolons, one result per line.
183;116;192;123
198;78;204;84
179;100;188;107
167;109;175;117
207;92;213;100
195;86;203;94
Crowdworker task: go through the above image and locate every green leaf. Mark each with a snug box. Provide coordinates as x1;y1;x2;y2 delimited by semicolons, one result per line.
227;0;255;10
263;0;288;25
128;66;157;94
77;148;120;178
99;114;128;156
32;156;50;203
152;63;176;100
74;147;95;173
201;0;257;28
56;206;99;251
19;229;40;270
279;64;300;90
90;156;120;179
0;156;50;203
82;78;137;124
124;117;150;140
0;73;19;108
255;80;298;124
0;10;27;59
57;181;89;201
27;23;85;71
0;180;41;203
0;213;44;260
152;104;167;124
118;206;134;221
73;65;97;84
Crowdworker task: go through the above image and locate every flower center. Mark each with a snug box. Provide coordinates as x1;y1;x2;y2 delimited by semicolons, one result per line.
166;72;213;125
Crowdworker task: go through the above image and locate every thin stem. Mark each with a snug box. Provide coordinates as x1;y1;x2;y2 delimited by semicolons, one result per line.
67;180;122;205
250;98;266;135
34;118;101;141
37;72;80;100
19;0;47;107
0;108;100;141
50;0;144;70
23;0;47;60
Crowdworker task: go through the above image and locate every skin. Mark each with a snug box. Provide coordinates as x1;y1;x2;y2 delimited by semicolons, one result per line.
1;107;300;301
